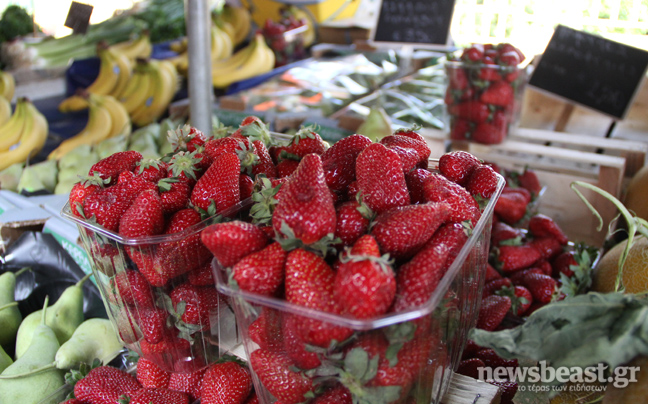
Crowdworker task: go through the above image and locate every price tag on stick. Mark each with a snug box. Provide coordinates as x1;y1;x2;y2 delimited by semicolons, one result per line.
529;25;648;120
64;2;94;35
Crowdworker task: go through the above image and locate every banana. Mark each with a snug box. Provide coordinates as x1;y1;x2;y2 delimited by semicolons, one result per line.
118;65;151;114
212;34;274;89
157;60;180;94
169;38;188;54
111;33;152;60
58;94;90;113
211;41;256;78
85;47;125;96
130;60;177;127
0;101;49;170
0;96;10;126
0;71;15;101
91;94;131;138
222;4;251;46
48;99;113;160
0;99;27;151
107;50;133;98
217;24;234;60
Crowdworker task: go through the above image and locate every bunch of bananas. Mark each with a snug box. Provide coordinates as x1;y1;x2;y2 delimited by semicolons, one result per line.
169;22;234;75
212;33;275;89
0;70;15;101
110;32;153;61
221;4;252;47
49;93;131;160
0;98;49;171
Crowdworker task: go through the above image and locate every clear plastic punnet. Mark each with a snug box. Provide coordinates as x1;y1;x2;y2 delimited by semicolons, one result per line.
213;173;505;404
61;201;249;373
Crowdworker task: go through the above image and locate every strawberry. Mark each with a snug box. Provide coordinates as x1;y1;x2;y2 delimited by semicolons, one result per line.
166;151;201;185
498;42;525;62
204;136;249;162
515;168;542;196
380;134;431;169
60;399;84;404
312;384;353;404
437;222;469;271
509;267;544;286
190;152;240;217
476;295;511;331
251;140;277;178
446;66;468;90
69;174;107;217
480;80;514;107
438;151;481;186
140;335;191;363
168;366;208;402
118;189;164;238
491;221;523;246
368;336;432;396
422;173;481;224
405;168;433;204
244;392;259;404
496;244;542;273
528;237;562;260
485;263;502;282
334;239;396;319
476;348;518;369
472;121;506;144
453;100;490;123
110;270;155;308
249;308;284;353
457;358;486;379
276;158;300;178
496;285;533;316
482;278;513;298
282;313;321;369
137;358;171;389
83;177;149;232
522;272;557;304
272;154;336;245
232;242;287;296
201;220;269;268
356;143;410;214
284;249;352;347
479;62;502;81
461;44;484;61
283;128;327;158
346;180;360;200
384;145;419;172
135;159;169;183
528;214;569;245
158;176;192;214
498;49;521;66
250;349;314;404
536;259;553;276
134;306;168;344
169;283;225;328
188;262;215;286
239;174;255;200
466;164;499;198
125;387;189;404
552;251;577;278
200;361;252;404
235;116;272;143
371;202;450;259
494;191;528;224
334;200;371;247
486;380;518;404
449;118;471;140
74;366;141;404
321;134;372;191
89;150;143;185
169;125;208;153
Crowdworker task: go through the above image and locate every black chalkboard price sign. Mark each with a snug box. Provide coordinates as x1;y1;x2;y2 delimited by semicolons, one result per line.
372;0;456;48
529;25;648;119
64;2;94;34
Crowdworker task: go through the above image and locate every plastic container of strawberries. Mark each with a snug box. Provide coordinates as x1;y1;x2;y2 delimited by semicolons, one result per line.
213;173;505;404
60;200;251;373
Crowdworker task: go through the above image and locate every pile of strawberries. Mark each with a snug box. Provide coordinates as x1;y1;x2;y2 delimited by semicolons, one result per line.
201;137;503;403
60;358;257;404
445;42;526;144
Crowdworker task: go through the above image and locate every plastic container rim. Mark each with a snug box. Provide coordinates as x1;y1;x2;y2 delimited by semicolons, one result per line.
213;173;505;330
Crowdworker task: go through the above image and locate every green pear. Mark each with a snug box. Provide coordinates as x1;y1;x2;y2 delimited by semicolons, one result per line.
14;274;91;359
356;107;393;141
0;268;29;347
55;318;123;370
0;297;65;403
0;345;12;373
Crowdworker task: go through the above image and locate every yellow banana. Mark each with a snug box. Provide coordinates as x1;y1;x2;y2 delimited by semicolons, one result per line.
222;4;251;46
169;38;187;54
0;96;10;126
111;33;152;60
48;99;113;160
210;25;225;62
0;99;27;151
58;94;90;113
171;51;189;75
91;94;131;138
212;35;273;88
130;60;176;127
0;101;48;170
0;71;15;101
118;66;151;114
107;50;133;99
85;47;123;96
211;41;257;79
218;24;234;60
157;60;180;94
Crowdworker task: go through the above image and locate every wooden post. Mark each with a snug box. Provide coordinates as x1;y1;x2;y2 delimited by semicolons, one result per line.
553;103;575;132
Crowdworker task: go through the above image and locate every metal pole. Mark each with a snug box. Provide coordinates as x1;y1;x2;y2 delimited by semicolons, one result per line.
186;0;213;135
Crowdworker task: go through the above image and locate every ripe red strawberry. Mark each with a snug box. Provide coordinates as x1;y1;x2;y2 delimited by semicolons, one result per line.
283;128;327;158
272;154;336;245
60;399;84;404
137;358;171;388
482;278;513;298
422;173;481;224
368;336;432;396
522;272;557;304
276;158;300;178
200;361;252;404
498;42;525;62
284;249;352;347
380;134;431;166
83;182;143;232
480;81;514;107
385;145;419;172
528;237;562;260
457;358;486;379
169;125;208;153
485;263;502;282
501;185;532;203
496;285;533;316
496;244;542;273
371;202;450;259
109;269;155;308
235;116;271;142
479;62;502;81
249;308;284;353
321;134;372;191
552;251;577;278
188;262;215;286
472;121;506;144
491;221;523;246
140;335;191;364
312;384;353;404
74;366;141;404
232;242;287;296
158;175;192;214
536;259;553;276
282;313;321;370
170;283;224;328
447;66;468;90
168;366;208;402
118;189;164;238
89;150;143;185
191;152;240;216
239;174;255;200
494;191;528;224
528;214;569;245
135;159;169;183
334;200;371;247
204;136;249;162
334;238;396;319
134;306;168;344
449;118;471;140
126;387;189;404
510;267;544;286
461;44;484;61
453;100;490;123
249;349;314;404
201;220;269;268
515;168;542;196
476;348;519;369
486;380;518;404
251;140;277;178
476;295;511;331
438;151;481;186
69;174;107;217
356;143;410;214
466;164;499;198
405;168;433;204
